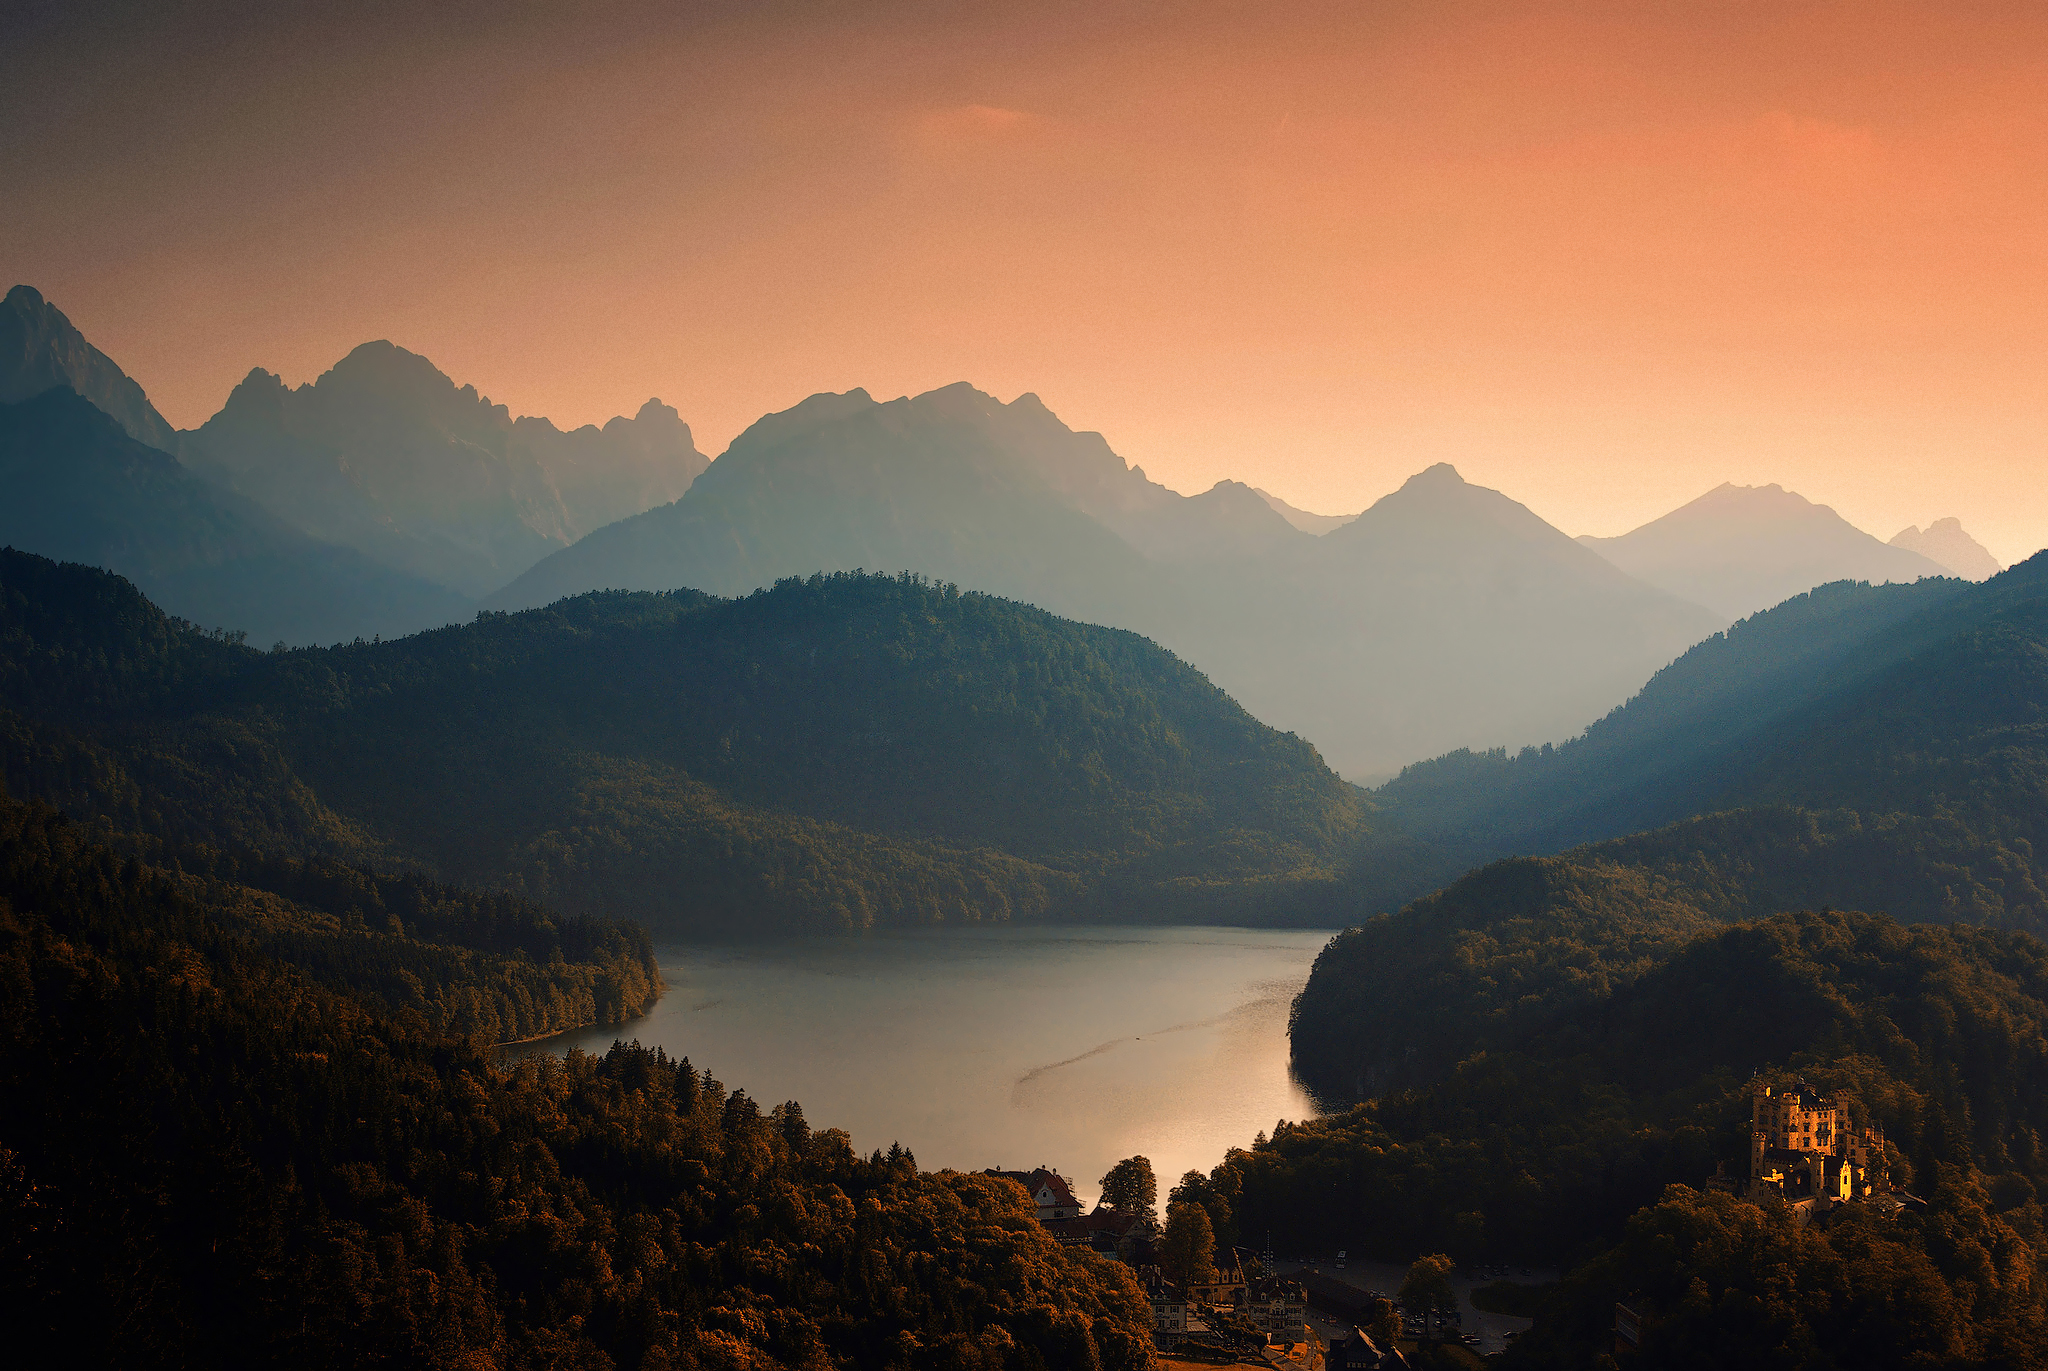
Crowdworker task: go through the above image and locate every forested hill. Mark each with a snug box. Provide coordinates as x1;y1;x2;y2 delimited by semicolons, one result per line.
1295;550;2048;1099
0;789;1157;1367
1373;572;1978;852
1206;907;2048;1369
0;548;1369;933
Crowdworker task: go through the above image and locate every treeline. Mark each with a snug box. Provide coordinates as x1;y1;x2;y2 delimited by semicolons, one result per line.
1;549;1371;934
0;791;1158;1367
1208;908;2048;1367
1290;803;2048;1101
0;792;658;1045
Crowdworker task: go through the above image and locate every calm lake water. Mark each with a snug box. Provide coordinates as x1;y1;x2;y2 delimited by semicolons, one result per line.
515;924;1335;1204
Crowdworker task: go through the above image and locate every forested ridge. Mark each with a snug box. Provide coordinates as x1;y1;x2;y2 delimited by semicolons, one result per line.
1296;550;2048;1098
0;790;1158;1367
1206;908;2048;1367
1245;552;2048;1366
0;547;1370;933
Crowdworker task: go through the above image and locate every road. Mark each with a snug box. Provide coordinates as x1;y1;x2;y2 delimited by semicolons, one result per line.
1266;1257;1549;1357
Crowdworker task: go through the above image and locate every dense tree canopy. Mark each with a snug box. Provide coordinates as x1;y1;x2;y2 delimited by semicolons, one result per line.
1206;908;2048;1366
0;790;1160;1368
1;549;1371;934
1099;1158;1158;1224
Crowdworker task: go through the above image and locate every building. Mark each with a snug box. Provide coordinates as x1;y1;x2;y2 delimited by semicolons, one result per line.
1184;1246;1248;1305
1041;1204;1152;1252
1329;1327;1409;1370
1737;1078;1898;1223
982;1167;1083;1221
1234;1273;1308;1341
1140;1266;1187;1339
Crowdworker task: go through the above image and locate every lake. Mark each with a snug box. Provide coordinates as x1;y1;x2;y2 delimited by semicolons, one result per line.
514;924;1335;1205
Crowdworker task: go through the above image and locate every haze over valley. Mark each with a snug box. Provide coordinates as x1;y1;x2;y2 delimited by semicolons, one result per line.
9;4;2048;1368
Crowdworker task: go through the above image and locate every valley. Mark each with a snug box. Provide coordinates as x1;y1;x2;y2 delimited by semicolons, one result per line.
3;283;2044;1367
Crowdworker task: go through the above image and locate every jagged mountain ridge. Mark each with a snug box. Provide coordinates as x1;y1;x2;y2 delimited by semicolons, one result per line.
0;387;468;644
490;386;1724;778
0;284;179;452
183;340;707;596
1892;517;2003;580
1253;487;1357;535
1578;481;1948;619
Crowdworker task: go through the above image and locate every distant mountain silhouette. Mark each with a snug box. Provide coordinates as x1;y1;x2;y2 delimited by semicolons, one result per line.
1;284;179;451
1206;463;1724;779
182;342;706;596
0;387;466;643
1891;517;2004;580
490;388;1721;777
1252;487;1355;534
1577;481;1948;619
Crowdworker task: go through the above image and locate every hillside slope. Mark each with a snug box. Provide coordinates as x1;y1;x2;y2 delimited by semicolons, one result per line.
0;549;1369;932
0;790;1155;1367
0;388;469;644
1296;551;2048;1098
1214;907;2048;1369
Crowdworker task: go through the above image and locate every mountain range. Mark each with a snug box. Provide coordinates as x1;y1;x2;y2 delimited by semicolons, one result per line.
182;341;707;595
485;384;1725;777
0;285;706;623
4;281;2028;781
1576;481;1951;619
0;385;468;644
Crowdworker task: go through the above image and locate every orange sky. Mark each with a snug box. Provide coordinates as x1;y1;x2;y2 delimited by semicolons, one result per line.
6;0;2046;563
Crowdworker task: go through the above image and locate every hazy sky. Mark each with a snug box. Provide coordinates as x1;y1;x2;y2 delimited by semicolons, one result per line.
7;0;2046;562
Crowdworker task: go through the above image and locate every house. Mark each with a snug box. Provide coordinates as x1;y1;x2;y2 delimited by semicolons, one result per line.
1043;1203;1157;1258
982;1167;1084;1221
1330;1327;1409;1370
1234;1273;1308;1341
1140;1266;1188;1339
1184;1246;1248;1305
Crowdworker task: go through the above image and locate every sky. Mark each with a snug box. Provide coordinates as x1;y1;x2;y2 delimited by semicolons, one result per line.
5;0;2046;563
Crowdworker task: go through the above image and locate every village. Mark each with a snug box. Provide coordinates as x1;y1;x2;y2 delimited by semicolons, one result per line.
993;1079;1921;1368
983;1165;1535;1370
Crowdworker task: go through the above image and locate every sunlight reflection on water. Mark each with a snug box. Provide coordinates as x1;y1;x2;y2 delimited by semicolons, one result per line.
509;924;1338;1201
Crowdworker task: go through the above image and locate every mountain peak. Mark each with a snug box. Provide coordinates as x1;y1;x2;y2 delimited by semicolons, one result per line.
1580;481;1949;618
1891;517;2002;581
1407;462;1466;486
0;284;179;452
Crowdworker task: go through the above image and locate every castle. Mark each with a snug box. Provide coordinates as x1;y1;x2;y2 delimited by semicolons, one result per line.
1730;1078;1895;1223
